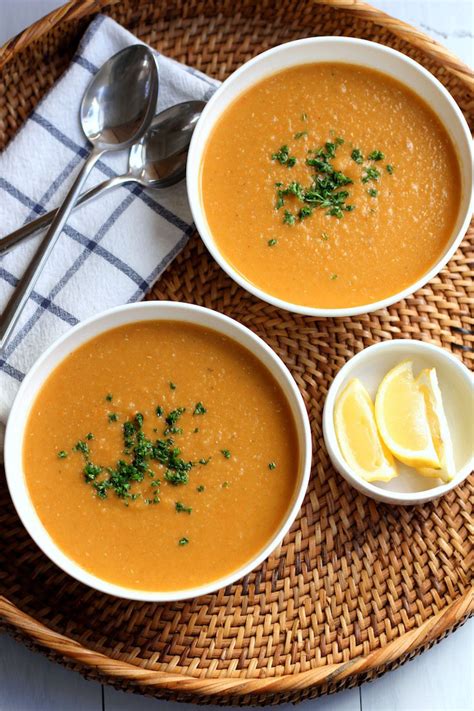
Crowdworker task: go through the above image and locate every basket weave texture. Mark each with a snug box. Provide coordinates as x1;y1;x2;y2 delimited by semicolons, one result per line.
0;0;472;705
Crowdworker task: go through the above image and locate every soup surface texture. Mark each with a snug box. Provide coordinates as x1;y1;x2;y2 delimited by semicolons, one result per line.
23;321;299;592
201;63;461;308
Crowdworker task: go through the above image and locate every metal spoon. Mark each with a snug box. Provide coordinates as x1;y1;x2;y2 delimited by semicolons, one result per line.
0;45;158;352
0;101;204;256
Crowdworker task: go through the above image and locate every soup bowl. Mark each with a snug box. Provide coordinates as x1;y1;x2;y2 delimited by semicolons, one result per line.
4;302;312;601
187;36;473;317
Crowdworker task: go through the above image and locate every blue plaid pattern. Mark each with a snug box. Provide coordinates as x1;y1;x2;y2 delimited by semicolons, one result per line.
0;15;219;426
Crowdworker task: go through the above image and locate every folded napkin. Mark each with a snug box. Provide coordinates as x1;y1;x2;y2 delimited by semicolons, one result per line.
0;15;219;436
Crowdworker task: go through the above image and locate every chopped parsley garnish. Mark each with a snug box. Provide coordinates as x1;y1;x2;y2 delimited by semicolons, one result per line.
271;145;297;167
222;481;230;488
86;432;94;441
386;164;394;174
165;407;185;426
368;150;384;161
105;393;113;402
283;210;296;226
108;412;118;423
294;131;308;139
193;402;207;415
362;166;380;183
57;450;68;459
321;232;329;241
367;188;378;197
330;273;338;280
275;138;354;222
221;449;231;459
268;238;278;247
196;485;205;492
268;462;276;470
155;405;164;417
193;427;199;433
179;537;189;546
175;502;192;514
169;381;176;390
199;457;211;465
351;148;363;164
298;205;313;220
68;410;210;503
73;440;89;456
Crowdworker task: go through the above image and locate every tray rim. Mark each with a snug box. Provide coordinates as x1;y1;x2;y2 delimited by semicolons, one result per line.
0;0;473;699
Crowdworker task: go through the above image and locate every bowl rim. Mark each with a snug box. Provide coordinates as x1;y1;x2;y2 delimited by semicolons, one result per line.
4;301;312;601
186;35;474;318
322;339;474;505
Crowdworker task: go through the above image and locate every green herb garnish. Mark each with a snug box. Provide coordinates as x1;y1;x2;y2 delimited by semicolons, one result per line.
86;432;94;441
283;210;296;226
197;485;205;492
294;131;307;139
105;393;113;402
368;150;384;161
362;166;380;183
175;502;192;514
367;188;378;197
386;164;394;175
221;449;231;459
155;405;164;417
169;381;176;390
193;402;207;415
351;148;363;164
321;232;329;241
108;412;118;423
179;537;189;546
301;112;308;122
57;450;68;459
222;481;230;488
268;238;278;247
268;462;276;470
330;273;338;280
271;145;297;167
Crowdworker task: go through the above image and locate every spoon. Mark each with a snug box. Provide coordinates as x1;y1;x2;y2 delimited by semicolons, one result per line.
0;101;204;256
0;45;158;352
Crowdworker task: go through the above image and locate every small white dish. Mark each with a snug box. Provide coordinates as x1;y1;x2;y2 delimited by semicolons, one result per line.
4;301;312;601
322;340;474;505
187;36;473;318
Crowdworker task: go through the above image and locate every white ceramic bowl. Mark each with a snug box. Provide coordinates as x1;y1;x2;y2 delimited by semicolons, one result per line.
322;340;474;505
4;302;312;601
187;37;473;317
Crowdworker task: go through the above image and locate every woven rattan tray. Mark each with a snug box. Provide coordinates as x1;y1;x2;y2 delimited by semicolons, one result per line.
0;0;472;705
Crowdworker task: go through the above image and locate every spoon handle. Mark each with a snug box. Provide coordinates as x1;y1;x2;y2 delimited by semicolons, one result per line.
0;173;132;256
0;148;104;353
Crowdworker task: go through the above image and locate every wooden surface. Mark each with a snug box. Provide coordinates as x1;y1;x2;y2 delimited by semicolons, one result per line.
0;0;472;709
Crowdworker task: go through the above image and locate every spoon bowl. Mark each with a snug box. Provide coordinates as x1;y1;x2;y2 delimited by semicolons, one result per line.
81;45;159;149
130;100;205;188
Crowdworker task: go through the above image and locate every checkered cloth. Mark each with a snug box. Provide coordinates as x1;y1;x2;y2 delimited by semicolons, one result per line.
0;15;219;436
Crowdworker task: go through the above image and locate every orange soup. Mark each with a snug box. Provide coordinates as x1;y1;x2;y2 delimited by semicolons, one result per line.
201;63;461;308
23;322;299;592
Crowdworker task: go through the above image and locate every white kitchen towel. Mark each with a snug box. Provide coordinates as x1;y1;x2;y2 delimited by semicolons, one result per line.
0;15;219;431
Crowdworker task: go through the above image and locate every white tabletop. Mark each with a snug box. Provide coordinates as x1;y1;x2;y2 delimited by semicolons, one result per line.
0;1;472;710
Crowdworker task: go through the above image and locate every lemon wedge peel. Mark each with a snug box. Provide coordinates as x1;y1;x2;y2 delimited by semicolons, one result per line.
374;360;441;470
334;378;398;483
416;368;456;482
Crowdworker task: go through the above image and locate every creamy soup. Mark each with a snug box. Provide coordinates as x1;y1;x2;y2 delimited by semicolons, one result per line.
23;322;300;592
201;63;461;308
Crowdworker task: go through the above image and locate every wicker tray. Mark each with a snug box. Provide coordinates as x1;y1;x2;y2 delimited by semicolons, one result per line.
0;0;472;705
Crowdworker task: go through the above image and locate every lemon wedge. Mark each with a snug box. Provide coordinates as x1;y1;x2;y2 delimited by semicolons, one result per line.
416;368;455;482
334;378;398;482
375;360;440;469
